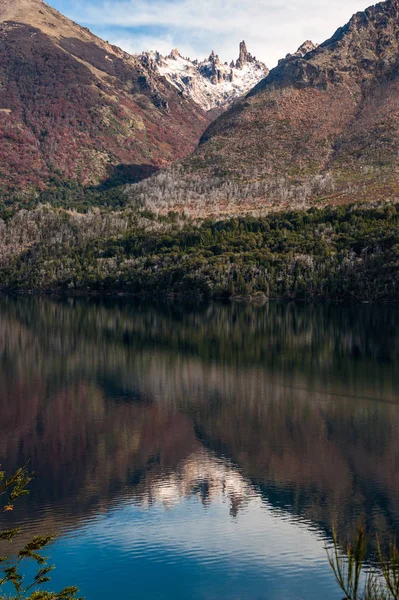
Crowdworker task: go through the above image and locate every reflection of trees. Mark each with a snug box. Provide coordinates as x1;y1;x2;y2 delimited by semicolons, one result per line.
0;373;251;545
0;377;200;522
1;296;399;388
0;296;398;549
191;382;399;544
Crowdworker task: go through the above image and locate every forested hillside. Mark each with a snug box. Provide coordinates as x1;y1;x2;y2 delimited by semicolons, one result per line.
0;203;398;301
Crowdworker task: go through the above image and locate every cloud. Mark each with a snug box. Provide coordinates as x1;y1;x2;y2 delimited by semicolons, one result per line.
64;0;371;66
100;32;200;59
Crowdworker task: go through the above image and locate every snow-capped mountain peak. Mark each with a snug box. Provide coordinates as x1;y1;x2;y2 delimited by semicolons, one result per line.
138;41;269;112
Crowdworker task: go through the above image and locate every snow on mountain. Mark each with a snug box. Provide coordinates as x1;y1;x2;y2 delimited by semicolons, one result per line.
138;41;269;112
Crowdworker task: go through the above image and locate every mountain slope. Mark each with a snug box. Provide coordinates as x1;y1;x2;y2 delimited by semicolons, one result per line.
138;42;268;112
0;0;210;192
154;0;399;213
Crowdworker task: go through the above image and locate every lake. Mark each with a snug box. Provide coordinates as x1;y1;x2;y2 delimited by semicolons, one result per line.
1;297;399;599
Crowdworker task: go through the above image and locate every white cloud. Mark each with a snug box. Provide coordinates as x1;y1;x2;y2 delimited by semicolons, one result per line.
104;32;200;59
66;0;372;67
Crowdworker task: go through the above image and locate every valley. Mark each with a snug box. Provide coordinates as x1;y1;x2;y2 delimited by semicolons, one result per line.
0;0;399;302
1;2;399;599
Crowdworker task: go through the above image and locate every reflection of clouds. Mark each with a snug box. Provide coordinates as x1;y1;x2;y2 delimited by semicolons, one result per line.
138;450;252;516
1;297;399;567
86;453;331;573
113;449;331;570
56;456;340;600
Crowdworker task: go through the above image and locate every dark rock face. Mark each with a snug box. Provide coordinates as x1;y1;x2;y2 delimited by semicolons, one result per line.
201;51;233;85
0;0;209;192
236;40;258;68
180;0;399;208
278;40;318;65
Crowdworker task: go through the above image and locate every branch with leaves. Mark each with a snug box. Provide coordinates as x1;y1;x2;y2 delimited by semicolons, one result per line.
0;465;82;600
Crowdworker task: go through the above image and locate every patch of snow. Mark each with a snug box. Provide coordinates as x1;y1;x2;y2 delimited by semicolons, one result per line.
137;44;269;112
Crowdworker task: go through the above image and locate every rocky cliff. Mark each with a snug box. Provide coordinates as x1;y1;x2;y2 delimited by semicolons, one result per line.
138;41;268;112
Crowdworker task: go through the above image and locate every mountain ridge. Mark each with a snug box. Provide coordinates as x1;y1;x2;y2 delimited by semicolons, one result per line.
138;41;269;112
141;0;399;215
0;0;211;192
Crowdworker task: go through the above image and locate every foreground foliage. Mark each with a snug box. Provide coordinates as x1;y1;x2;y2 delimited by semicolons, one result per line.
0;203;399;300
328;525;399;600
0;466;80;600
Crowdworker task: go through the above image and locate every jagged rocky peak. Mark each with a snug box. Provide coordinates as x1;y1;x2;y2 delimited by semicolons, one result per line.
236;40;258;68
209;50;221;66
174;0;399;211
238;40;249;65
261;0;399;92
137;41;269;111
295;40;318;57
278;40;318;64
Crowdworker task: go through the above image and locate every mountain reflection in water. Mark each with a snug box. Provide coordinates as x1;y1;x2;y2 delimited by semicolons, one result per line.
0;297;399;599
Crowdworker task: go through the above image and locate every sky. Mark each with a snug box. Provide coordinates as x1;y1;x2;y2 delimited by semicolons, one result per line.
49;0;372;67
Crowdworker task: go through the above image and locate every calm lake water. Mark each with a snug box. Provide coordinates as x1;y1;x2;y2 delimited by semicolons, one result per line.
1;297;399;599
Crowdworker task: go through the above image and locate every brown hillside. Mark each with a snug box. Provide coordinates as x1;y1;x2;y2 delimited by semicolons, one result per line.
150;0;399;214
0;0;210;192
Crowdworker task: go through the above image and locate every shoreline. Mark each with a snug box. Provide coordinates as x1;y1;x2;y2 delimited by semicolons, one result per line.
0;288;395;305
